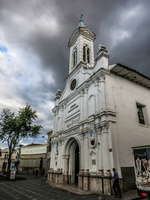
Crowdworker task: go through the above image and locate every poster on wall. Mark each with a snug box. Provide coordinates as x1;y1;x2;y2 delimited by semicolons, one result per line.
133;148;150;188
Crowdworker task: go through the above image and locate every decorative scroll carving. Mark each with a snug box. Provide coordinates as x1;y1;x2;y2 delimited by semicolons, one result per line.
102;124;109;133
84;87;89;94
66;117;80;128
80;90;84;97
94;79;99;87
89;149;96;156
102;125;108;131
100;74;105;82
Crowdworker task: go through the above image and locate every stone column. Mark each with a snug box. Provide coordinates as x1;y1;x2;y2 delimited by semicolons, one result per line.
100;74;106;111
58;140;62;169
80;90;84;121
102;124;111;176
108;122;114;173
61;106;64;129
53;112;56;133
97;127;104;175
64;155;69;184
84;87;89;120
50;140;54;169
62;139;65;174
79;132;84;170
84;132;89;171
94;78;100;113
63;101;67;130
55;109;59;133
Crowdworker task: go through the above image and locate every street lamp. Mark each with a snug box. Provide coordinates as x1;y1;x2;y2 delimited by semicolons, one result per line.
42;136;48;143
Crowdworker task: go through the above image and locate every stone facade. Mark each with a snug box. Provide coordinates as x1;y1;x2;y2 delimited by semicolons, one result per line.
48;18;150;194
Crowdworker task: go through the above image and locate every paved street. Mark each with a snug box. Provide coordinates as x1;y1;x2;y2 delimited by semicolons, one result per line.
0;175;99;200
0;175;147;200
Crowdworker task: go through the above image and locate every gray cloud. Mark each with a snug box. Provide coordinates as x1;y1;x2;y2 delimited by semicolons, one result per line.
0;0;150;148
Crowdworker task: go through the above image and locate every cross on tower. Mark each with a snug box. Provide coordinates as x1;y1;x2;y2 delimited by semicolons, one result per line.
80;14;83;19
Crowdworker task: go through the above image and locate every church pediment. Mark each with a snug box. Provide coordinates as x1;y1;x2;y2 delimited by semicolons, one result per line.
80;28;96;40
68;27;96;47
68;29;80;47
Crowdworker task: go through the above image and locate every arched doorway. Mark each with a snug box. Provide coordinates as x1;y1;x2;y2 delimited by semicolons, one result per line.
64;137;80;184
75;144;79;183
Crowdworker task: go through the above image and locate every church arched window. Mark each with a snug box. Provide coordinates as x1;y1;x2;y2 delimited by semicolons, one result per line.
83;46;86;62
73;47;77;67
83;45;90;63
87;47;90;63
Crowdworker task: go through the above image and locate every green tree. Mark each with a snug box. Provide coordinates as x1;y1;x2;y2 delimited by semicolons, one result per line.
0;104;43;176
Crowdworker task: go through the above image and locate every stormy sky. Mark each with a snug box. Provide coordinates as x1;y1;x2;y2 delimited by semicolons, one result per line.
0;0;150;148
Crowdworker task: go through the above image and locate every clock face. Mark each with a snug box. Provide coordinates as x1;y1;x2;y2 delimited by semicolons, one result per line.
70;79;76;90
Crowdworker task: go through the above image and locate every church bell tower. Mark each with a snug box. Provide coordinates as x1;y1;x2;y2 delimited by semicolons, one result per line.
68;17;96;74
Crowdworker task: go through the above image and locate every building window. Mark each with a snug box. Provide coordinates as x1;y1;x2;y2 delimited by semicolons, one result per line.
83;46;86;62
87;48;90;63
136;103;148;125
73;47;77;67
4;154;8;159
83;45;90;63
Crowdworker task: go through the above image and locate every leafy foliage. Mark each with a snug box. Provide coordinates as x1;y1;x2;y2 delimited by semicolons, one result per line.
0;104;43;175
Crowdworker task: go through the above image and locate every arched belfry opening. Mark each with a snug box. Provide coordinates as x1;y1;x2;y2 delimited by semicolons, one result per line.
64;137;80;184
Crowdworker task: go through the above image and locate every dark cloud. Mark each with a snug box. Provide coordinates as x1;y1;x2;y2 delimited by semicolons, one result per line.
0;0;150;147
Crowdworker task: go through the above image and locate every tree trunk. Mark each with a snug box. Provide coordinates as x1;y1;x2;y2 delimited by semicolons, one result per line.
7;154;12;177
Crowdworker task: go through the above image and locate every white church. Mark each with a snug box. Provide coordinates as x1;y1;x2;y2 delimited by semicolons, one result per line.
48;18;150;195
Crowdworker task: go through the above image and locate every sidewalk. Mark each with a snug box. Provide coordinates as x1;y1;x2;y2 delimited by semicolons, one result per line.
100;190;144;200
47;182;144;200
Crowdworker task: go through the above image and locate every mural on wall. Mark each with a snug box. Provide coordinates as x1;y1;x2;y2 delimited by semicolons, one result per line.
134;148;150;188
90;131;96;146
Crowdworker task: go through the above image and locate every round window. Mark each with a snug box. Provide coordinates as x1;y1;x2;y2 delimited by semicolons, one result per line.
70;79;76;90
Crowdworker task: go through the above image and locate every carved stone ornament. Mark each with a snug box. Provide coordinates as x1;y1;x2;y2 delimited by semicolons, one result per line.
102;125;109;133
94;79;99;87
100;74;105;82
80;90;84;97
79;132;84;140
54;156;57;160
66;117;80;128
89;149;96;156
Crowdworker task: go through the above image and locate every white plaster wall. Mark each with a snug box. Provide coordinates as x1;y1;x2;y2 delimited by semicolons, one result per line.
106;73;150;168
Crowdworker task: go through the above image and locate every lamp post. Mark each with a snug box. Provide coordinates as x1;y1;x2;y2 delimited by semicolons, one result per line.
42;136;48;143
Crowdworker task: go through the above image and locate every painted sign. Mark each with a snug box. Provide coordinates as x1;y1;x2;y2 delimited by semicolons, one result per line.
10;168;16;180
133;148;150;189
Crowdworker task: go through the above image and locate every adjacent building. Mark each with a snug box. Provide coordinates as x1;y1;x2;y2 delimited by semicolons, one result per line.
18;143;48;174
0;148;16;174
48;18;150;195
